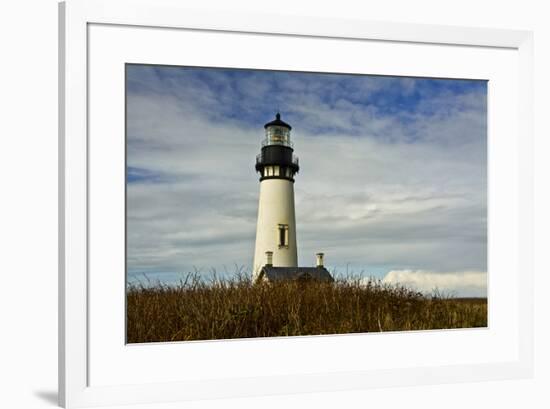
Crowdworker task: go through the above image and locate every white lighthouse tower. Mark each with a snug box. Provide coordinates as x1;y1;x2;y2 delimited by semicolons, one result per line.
253;113;300;279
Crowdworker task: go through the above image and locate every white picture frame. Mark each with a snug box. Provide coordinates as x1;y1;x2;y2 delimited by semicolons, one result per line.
59;0;534;407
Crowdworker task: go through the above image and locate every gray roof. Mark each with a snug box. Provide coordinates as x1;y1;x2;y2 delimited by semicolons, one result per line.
259;266;334;282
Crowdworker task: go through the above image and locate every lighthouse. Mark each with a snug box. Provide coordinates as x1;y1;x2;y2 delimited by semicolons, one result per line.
252;113;334;284
253;113;300;279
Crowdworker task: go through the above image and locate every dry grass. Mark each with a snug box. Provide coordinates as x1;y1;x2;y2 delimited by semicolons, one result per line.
126;274;487;343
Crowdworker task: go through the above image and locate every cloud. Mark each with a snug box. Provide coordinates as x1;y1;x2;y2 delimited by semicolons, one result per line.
124;65;487;296
382;270;487;297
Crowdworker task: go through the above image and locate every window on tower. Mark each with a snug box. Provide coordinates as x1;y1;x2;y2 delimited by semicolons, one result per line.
278;224;289;248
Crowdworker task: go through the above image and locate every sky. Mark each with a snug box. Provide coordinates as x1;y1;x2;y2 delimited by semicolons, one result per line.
126;64;487;297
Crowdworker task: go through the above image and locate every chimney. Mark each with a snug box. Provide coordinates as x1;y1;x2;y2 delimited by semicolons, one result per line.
316;252;324;267
265;251;273;267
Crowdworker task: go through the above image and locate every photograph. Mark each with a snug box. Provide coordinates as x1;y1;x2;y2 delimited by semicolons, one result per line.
125;64;488;343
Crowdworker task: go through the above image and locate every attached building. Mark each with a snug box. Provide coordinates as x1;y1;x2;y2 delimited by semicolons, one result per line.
255;252;334;284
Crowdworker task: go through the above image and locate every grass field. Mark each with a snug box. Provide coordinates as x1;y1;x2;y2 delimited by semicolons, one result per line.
126;275;487;343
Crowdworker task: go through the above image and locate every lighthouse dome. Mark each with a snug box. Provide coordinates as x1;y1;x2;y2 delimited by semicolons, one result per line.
264;113;292;130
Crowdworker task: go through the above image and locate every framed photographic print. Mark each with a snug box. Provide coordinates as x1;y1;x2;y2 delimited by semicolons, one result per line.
59;0;534;407
125;65;489;344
